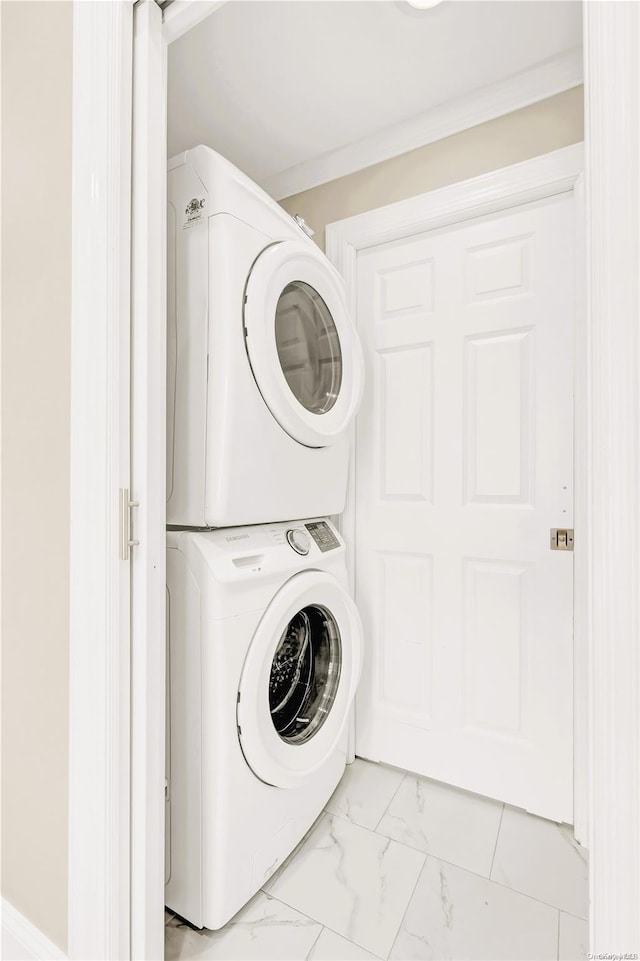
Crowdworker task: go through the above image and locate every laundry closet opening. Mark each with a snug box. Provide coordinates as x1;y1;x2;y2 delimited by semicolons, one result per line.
155;0;587;954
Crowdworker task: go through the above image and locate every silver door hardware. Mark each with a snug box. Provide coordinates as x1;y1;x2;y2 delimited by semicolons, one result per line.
550;528;574;551
119;488;140;560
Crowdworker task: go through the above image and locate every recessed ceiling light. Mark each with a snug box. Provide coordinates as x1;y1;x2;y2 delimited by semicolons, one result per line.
405;0;444;8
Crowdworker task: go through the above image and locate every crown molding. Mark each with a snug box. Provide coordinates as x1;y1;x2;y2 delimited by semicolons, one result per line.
325;142;583;253
264;47;583;202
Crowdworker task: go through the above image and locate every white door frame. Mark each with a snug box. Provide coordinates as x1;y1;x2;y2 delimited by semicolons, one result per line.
68;2;640;958
129;2;167;958
326;142;586;837
69;2;134;959
583;3;640;950
69;3;224;957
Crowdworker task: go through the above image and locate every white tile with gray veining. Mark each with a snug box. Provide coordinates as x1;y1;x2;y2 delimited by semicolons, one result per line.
306;928;382;961
166;759;590;960
491;805;589;918
164;891;322;960
376;773;504;876
390;856;558;961
264;812;425;958
559;911;589;960
325;758;405;830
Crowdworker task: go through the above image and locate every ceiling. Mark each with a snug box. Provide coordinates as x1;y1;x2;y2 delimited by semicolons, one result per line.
167;1;582;196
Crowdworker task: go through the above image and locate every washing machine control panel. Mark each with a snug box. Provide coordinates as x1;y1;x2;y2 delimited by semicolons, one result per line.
286;528;311;555
304;521;341;553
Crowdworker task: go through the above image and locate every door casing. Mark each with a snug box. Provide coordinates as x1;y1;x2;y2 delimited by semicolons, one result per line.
68;2;640;958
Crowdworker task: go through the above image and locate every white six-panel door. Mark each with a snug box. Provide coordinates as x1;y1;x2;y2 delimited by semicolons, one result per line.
354;194;575;823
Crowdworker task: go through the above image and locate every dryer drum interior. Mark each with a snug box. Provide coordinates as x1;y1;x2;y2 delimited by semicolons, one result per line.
269;604;342;745
274;281;343;415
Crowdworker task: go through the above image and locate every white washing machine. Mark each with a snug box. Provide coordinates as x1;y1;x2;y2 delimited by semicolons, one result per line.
167;145;364;529
165;518;363;930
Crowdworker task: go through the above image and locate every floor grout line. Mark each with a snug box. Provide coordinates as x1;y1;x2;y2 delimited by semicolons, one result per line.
384;850;428;961
558;908;591;922
436;851;588;919
301;806;588;920
372;771;408;833
264;888;387;960
304;924;325;960
489;802;505;879
325;807;425;853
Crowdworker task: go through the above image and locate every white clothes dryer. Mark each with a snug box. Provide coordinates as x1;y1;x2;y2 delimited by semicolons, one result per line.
165;518;363;930
167;145;364;528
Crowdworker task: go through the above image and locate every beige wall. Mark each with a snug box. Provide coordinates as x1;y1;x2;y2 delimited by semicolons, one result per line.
280;87;584;250
1;1;72;952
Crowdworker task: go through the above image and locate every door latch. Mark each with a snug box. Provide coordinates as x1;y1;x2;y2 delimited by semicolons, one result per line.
119;488;139;560
550;528;574;551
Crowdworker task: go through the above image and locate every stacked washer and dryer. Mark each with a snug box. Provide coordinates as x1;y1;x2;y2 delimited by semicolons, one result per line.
165;145;365;930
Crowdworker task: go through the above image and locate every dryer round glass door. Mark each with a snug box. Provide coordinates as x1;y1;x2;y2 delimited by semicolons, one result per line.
237;571;364;789
244;241;364;448
274;281;342;416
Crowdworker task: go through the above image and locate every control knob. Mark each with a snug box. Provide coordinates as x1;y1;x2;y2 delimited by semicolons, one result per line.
286;528;311;556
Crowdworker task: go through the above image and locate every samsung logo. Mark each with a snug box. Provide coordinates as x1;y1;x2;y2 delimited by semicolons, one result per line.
225;534;250;542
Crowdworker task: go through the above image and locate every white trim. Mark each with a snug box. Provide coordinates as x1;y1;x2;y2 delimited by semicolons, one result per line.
2;899;68;961
326;142;587;834
572;171;589;848
162;0;226;45
68;2;133;960
130;3;167;959
67;0;640;951
263;48;583;201
584;3;640;953
326;143;584;254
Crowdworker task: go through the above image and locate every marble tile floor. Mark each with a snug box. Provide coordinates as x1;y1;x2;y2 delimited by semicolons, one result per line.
165;759;589;961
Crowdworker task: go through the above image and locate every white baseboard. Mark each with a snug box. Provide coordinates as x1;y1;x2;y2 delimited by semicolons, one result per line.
1;899;67;961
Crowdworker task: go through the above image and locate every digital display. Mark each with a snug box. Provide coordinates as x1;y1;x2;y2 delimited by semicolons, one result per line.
305;521;340;553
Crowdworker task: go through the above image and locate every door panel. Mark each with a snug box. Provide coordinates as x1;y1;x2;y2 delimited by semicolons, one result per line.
355;196;575;822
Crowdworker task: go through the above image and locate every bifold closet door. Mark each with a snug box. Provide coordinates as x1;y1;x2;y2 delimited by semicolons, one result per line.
354;193;575;823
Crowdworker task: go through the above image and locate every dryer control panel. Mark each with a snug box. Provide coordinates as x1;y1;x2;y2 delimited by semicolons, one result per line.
304;520;341;553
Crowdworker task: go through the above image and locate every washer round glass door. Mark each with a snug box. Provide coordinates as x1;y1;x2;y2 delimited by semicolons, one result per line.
269;604;341;744
244;241;364;448
237;571;363;788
